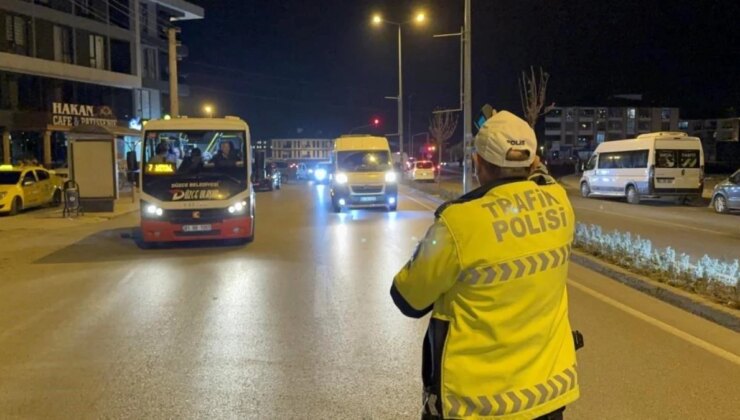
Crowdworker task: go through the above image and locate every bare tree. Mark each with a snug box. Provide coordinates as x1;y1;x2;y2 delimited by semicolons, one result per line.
429;111;459;183
519;66;555;130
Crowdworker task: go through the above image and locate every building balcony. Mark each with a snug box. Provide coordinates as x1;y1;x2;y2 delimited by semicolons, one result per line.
0;52;140;89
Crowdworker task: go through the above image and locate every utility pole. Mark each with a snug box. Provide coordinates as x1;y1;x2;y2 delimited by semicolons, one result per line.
462;0;473;193
397;25;404;160
168;27;181;117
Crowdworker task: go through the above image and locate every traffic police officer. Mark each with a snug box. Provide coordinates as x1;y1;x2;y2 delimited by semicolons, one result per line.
391;111;579;419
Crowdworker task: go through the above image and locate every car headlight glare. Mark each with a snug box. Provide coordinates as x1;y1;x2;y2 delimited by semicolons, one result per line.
385;171;398;183
335;173;348;184
315;169;327;181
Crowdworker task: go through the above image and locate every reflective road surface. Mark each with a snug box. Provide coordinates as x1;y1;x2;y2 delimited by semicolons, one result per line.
0;183;738;419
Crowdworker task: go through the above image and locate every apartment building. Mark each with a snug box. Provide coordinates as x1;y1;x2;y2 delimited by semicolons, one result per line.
270;138;334;162
679;117;739;162
0;0;202;167
543;106;679;160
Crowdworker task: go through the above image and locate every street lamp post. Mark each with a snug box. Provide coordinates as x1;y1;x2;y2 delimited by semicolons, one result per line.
372;12;426;160
463;0;473;193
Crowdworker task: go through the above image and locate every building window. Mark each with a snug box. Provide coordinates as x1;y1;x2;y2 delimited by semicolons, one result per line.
579;109;594;118
608;121;622;131
661;122;670;131
77;0;93;17
579;122;593;131
545;122;561;131
89;34;106;69
608;108;623;118
565;122;575;132
143;47;158;79
638;108;651;119
661;108;672;120
547;109;562;117
565;109;574;121
597;109;607;119
5;14;31;56
628;108;636;119
53;25;73;63
596;121;606;130
678;121;689;130
638;121;651;131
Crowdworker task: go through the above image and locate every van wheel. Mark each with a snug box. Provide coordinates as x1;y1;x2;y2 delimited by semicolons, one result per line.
713;195;729;214
626;186;640;205
580;182;591;198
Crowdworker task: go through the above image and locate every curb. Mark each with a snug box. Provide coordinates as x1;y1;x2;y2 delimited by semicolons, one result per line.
571;251;740;332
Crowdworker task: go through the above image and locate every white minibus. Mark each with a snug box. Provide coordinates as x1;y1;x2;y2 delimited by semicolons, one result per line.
580;132;704;204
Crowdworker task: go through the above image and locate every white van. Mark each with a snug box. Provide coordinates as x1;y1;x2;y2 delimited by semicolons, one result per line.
330;135;398;212
580;132;704;204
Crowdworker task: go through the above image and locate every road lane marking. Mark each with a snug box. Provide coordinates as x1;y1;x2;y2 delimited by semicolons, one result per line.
401;189;440;211
574;206;738;238
568;280;740;366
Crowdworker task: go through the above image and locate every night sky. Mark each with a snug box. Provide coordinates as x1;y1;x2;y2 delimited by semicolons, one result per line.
180;0;740;141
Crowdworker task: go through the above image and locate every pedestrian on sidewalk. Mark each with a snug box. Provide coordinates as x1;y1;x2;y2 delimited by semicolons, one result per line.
391;111;580;419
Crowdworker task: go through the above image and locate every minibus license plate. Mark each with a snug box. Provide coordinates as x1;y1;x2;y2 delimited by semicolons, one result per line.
360;196;376;202
183;224;212;232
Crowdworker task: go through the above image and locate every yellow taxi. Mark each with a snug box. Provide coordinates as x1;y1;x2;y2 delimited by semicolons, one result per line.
0;165;63;216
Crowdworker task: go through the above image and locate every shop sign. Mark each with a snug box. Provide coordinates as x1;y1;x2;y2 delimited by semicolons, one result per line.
51;102;118;128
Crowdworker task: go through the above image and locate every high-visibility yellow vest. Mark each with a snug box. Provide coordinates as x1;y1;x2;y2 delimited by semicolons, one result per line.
393;177;579;419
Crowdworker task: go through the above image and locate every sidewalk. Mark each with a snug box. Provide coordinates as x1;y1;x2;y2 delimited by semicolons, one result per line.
0;192;139;232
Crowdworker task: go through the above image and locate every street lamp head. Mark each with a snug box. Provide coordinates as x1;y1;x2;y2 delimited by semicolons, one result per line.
415;12;426;24
372;14;382;25
203;104;214;116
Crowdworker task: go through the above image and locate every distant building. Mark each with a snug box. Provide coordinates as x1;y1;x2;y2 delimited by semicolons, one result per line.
0;0;203;167
543;106;679;160
679;118;739;162
270;138;333;162
252;138;269;151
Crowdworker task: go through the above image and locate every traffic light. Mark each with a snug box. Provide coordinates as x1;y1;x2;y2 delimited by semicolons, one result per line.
428;145;436;152
372;117;381;127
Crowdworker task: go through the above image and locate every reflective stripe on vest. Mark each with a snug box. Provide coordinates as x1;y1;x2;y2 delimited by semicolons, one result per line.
457;244;572;285
446;365;578;418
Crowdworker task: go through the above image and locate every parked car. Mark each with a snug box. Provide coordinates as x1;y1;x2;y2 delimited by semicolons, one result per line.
711;169;740;214
410;160;435;182
0;165;63;215
252;166;281;192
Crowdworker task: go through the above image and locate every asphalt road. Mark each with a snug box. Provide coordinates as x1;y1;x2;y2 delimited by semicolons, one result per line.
433;174;740;261
0;183;738;418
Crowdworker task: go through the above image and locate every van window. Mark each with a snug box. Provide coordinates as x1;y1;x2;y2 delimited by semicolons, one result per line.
585;154;597;171
656;150;700;168
678;150;700;168
416;161;434;169
597;150;648;169
656;150;676;168
337;150;391;172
